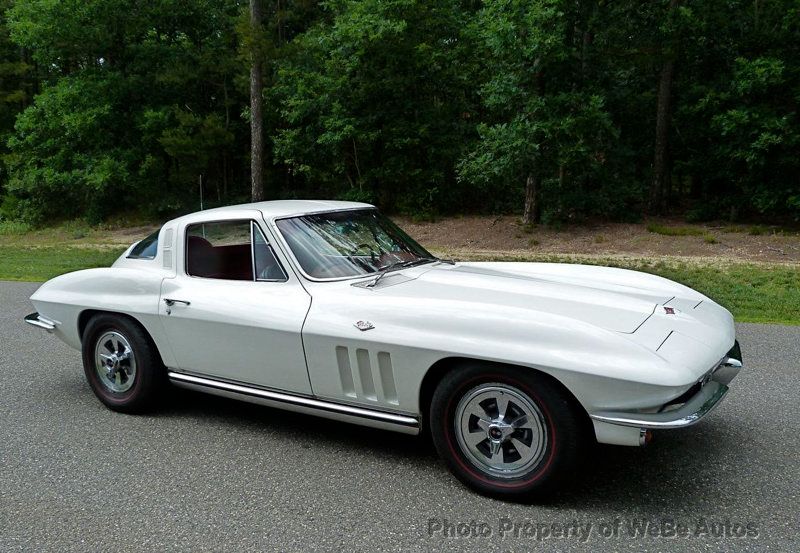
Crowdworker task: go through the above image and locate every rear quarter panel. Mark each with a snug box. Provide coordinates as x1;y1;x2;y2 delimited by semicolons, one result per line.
30;267;176;367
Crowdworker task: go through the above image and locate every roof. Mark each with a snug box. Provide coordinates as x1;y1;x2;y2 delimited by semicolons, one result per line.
167;200;374;226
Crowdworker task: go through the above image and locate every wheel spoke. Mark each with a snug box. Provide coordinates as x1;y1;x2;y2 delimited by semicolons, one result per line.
475;417;491;433
464;430;488;448
511;437;532;460
495;395;510;422
465;403;489;421
511;414;530;429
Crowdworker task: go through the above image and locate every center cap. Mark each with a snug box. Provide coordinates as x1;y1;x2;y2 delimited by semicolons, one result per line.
489;426;503;440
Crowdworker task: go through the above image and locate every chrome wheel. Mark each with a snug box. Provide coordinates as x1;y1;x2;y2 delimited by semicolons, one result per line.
94;331;136;393
454;383;548;479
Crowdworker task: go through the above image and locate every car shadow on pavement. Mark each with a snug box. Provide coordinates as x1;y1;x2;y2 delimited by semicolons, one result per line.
550;419;754;508
160;386;436;460
158;386;750;507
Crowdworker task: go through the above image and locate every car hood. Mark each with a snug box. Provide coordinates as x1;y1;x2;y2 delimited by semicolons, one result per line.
375;261;703;334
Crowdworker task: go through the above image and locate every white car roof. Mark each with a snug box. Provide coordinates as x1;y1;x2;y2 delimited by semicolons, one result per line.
167;200;374;226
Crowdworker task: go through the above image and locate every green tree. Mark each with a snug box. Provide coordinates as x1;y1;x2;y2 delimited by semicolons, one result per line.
459;0;617;224
0;0;33;214
272;0;479;214
673;0;800;220
5;0;246;222
1;0;799;224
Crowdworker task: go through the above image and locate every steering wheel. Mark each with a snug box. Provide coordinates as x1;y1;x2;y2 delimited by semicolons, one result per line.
348;243;378;266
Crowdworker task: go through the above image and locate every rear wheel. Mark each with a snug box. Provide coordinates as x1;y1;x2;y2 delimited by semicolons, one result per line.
81;314;164;413
429;363;585;500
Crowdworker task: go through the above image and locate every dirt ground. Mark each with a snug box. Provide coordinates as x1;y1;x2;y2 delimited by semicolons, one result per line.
396;216;800;264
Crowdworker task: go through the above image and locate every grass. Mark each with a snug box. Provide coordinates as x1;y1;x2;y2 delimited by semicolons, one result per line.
0;245;125;281
646;223;721;245
646;223;705;236
695;223;798;237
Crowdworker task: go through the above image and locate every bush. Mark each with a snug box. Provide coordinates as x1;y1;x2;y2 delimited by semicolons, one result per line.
0;219;31;235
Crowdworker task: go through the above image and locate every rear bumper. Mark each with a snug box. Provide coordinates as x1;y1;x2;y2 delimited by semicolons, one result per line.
590;340;743;430
24;312;58;332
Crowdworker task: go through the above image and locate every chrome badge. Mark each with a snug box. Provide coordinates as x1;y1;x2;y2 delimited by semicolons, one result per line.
354;320;375;331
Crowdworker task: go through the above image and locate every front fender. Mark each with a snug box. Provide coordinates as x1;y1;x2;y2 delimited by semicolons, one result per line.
302;282;694;415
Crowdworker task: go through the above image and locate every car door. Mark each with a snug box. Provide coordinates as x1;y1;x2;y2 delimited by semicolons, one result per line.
158;216;313;394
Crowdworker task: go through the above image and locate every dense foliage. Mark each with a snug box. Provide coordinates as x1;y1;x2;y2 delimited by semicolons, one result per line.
0;0;798;224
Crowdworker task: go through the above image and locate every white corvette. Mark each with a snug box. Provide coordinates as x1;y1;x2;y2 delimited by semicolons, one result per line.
25;200;743;499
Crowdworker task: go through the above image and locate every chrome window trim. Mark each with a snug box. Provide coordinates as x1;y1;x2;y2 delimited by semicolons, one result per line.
251;220;288;283
250;220;256;281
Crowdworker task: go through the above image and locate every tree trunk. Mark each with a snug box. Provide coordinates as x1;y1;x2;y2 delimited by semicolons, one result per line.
523;57;544;225
523;173;540;225
649;0;681;213
249;0;265;202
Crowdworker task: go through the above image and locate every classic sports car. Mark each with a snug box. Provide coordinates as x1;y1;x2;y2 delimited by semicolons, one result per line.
25;200;743;499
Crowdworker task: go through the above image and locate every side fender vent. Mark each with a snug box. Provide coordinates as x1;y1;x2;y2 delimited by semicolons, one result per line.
335;347;399;405
335;346;357;398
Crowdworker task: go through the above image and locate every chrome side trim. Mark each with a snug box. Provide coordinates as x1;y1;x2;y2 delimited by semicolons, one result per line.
24;312;58;332
590;381;729;429
167;371;420;435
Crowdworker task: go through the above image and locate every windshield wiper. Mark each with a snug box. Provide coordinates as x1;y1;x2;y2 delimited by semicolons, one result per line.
366;258;435;288
434;256;456;265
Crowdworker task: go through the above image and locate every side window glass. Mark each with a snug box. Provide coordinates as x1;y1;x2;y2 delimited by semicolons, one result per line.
252;223;287;281
128;228;160;259
186;221;253;280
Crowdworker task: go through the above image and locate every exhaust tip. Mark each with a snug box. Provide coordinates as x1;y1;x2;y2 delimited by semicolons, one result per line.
639;429;653;447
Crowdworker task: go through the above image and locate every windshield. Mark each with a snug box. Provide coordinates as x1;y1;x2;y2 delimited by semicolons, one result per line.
275;209;435;279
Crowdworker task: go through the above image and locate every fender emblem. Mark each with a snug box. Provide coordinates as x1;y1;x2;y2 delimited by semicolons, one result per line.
354;320;375;331
663;306;676;315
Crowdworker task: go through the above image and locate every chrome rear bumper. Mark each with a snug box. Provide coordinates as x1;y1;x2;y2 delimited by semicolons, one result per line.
591;340;743;430
24;312;57;332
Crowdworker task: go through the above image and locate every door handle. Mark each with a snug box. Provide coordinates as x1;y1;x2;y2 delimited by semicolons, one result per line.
164;298;190;314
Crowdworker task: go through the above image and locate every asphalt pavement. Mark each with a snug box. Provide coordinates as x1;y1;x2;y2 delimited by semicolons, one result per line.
1;280;798;552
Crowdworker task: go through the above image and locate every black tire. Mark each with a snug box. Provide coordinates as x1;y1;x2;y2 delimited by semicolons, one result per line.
429;363;585;501
81;313;165;413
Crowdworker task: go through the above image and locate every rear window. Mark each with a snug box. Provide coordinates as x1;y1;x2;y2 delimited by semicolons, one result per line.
127;229;160;259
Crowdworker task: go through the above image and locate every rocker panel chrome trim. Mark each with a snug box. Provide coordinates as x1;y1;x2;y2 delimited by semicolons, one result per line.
167;371;420;435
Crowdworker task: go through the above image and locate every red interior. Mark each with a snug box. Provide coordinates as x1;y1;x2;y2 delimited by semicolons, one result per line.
187;236;252;280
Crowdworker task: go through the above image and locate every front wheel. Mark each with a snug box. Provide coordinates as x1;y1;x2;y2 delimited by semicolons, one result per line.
81;314;164;413
429;364;585;500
